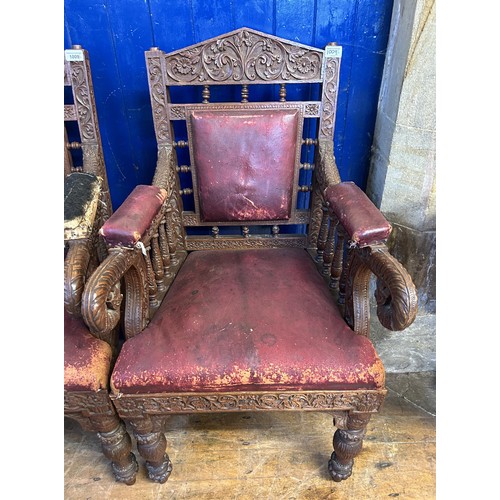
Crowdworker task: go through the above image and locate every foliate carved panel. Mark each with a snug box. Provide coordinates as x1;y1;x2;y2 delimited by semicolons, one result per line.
113;390;386;417
64;390;115;419
68;59;98;142
164;28;324;85
319;56;340;140
168;101;321;119
146;54;172;144
186;236;307;250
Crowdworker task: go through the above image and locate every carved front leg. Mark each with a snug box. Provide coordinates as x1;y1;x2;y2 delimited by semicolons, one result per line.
130;417;172;483
90;414;138;485
328;412;371;482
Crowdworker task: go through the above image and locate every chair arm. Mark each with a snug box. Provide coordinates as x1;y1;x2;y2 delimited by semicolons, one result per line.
99;185;167;249
81;247;148;341
64;239;92;316
343;244;418;336
324;182;392;247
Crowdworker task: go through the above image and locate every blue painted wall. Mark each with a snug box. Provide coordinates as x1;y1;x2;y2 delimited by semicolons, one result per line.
65;0;394;211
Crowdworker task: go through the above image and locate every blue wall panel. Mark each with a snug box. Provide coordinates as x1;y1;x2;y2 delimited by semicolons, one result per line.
64;0;394;209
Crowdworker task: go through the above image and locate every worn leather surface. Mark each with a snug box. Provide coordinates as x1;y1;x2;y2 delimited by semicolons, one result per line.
64;172;102;241
324;182;392;245
100;185;167;247
64;310;112;392
190;109;299;222
112;248;385;394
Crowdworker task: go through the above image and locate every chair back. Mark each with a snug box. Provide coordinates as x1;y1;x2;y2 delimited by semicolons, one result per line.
145;28;343;252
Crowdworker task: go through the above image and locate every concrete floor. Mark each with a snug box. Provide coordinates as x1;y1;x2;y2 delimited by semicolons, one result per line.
64;372;435;499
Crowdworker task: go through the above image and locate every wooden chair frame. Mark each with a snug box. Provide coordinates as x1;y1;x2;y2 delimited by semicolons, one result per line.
82;28;417;484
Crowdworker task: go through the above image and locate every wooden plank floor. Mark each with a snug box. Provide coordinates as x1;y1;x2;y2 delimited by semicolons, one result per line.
64;374;435;499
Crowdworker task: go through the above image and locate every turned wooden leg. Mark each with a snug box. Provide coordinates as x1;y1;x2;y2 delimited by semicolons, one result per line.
131;417;172;483
329;412;371;482
90;415;138;485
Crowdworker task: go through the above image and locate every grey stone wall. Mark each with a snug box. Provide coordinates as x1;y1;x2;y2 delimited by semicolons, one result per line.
367;0;436;372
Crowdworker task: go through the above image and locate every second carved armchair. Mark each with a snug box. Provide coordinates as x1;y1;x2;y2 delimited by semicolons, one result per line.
64;46;138;484
82;28;418;484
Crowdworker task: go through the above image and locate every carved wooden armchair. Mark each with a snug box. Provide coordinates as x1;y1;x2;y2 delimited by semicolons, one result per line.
82;28;418;484
64;46;138;485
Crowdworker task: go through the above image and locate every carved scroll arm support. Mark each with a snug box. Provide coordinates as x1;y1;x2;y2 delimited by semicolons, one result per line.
343;244;418;336
82;247;149;341
64;239;92;316
322;181;417;337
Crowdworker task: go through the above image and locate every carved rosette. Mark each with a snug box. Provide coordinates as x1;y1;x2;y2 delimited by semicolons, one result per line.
165;29;323;84
64;104;76;121
147;54;171;144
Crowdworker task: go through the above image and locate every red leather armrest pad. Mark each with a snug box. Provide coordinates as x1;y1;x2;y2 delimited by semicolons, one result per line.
324;182;392;246
100;185;167;247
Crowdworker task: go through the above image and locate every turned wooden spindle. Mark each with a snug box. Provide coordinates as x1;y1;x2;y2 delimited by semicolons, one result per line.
144;246;159;307
202;85;210;103
212;226;220;238
300;163;315;170
302;138;318;146
151;234;166;292
322;220;337;276
330;226;345;290
173;140;189;148
242;226;250;238
337;240;351;311
279;83;286;102
241;84;249;103
165;205;179;266
272;225;280;238
316;204;330;262
158;221;172;277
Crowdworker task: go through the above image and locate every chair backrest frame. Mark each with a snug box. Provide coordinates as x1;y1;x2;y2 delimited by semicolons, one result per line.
64;45;112;221
145;28;343;253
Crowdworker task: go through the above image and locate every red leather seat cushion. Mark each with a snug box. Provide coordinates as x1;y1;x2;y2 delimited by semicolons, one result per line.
64;310;113;392
111;248;385;394
100;185;167;247
190;109;299;222
324;182;392;246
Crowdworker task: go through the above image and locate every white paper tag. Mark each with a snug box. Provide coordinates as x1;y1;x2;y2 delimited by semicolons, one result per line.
65;49;84;62
325;46;342;58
